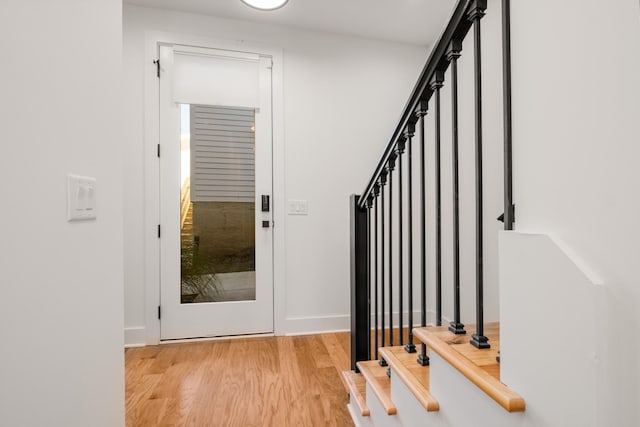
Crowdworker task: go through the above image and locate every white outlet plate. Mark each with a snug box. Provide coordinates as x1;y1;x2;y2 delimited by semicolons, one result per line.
67;174;97;221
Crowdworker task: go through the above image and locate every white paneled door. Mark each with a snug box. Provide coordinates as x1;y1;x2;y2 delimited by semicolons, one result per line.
158;44;274;340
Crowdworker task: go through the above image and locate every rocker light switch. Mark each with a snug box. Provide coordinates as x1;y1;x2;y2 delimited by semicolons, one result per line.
287;200;309;215
67;174;97;221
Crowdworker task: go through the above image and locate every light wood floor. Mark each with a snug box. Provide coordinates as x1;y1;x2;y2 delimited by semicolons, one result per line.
125;333;354;427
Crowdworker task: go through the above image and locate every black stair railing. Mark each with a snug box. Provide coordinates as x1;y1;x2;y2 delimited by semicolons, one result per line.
350;0;513;370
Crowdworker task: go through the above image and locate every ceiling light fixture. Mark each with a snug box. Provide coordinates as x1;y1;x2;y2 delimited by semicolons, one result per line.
240;0;289;11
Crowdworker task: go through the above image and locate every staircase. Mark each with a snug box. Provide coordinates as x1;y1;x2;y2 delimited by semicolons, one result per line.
343;323;524;427
345;0;621;423
346;0;525;425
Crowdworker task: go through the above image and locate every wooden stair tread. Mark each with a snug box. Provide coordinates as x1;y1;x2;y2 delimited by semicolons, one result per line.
341;371;370;416
356;361;397;415
413;322;525;413
378;347;439;412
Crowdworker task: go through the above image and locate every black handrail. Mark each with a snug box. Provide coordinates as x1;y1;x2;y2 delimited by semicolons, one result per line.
357;0;475;210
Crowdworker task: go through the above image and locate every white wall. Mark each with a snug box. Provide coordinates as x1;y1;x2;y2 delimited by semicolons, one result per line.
0;1;124;426
510;0;640;424
500;232;601;427
122;4;429;341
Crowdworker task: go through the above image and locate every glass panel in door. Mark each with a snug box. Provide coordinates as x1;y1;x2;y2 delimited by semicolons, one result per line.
179;103;256;304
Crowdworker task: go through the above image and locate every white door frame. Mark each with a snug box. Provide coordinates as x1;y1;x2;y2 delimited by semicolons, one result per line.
142;32;286;345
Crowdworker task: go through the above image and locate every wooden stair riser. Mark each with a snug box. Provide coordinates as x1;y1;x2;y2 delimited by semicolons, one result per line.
356;361;397;415
413;323;525;413
379;346;439;412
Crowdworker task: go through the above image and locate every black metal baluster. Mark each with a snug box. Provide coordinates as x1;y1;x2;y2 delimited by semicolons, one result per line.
447;39;466;335
366;195;374;359
373;184;380;360
387;155;396;347
502;0;514;231
417;100;430;366
396;137;406;346
404;123;417;354
469;0;490;350
430;71;444;327
379;170;389;366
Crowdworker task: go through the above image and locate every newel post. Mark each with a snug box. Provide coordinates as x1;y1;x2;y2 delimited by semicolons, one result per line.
350;194;370;371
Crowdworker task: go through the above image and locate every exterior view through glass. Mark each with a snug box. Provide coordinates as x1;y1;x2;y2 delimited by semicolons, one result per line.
180;104;257;303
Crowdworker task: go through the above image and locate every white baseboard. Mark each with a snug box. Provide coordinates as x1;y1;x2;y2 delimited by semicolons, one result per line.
160;333;274;344
125;315;350;346
369;309;452;328
124;327;146;348
281;311;453;337
124;312;453;346
282;314;350;336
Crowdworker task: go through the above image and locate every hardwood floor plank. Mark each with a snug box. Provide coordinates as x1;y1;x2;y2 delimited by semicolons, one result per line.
126;334;354;427
322;333;351;393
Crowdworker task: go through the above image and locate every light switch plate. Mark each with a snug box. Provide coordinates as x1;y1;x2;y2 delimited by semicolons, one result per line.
67;174;97;221
287;200;309;215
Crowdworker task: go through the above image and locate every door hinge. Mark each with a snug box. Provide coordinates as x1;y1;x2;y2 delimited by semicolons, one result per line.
158;305;161;320
157;224;161;238
153;59;160;78
157;144;160;158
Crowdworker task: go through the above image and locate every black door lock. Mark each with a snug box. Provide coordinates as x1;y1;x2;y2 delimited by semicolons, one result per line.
261;195;270;212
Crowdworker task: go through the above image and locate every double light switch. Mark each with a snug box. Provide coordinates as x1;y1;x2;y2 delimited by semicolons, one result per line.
67;174;97;221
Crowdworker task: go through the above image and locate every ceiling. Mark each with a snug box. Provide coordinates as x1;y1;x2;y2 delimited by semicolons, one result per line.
123;0;457;45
